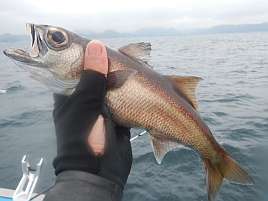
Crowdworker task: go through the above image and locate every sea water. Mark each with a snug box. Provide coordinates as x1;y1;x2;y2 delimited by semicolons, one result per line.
0;33;267;201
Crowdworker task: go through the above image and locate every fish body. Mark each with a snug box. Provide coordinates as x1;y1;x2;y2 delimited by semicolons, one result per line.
106;49;217;158
3;23;254;201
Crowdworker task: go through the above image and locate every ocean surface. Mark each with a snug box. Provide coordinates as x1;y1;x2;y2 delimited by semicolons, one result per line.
0;33;267;201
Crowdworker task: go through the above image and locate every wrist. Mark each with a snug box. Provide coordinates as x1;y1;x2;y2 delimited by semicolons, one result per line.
44;170;123;201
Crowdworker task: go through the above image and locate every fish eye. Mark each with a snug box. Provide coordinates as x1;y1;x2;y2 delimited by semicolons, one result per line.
52;31;65;43
46;28;71;50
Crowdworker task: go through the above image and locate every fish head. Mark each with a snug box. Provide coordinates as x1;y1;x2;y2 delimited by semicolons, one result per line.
3;23;90;94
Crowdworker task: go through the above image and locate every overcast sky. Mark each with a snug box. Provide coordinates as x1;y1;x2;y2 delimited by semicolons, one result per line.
1;0;267;34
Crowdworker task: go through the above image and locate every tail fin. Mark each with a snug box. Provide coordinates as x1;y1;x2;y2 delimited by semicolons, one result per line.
202;149;254;201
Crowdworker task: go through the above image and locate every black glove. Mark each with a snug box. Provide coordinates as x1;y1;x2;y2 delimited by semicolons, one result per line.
52;70;132;190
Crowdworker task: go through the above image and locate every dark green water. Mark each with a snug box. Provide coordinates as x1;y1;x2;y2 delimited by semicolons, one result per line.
0;33;267;200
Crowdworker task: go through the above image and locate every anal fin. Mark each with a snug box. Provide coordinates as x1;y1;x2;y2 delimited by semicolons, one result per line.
148;130;183;164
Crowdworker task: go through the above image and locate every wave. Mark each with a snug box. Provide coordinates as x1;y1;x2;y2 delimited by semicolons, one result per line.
1;80;26;94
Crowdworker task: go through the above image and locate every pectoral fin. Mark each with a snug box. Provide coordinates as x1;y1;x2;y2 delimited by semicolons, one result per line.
107;69;136;89
148;130;183;164
167;76;202;111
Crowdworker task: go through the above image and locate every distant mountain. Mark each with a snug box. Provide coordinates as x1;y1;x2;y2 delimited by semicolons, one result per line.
71;22;268;37
133;27;180;37
99;30;122;38
73;29;99;38
73;29;135;39
73;27;180;38
1;22;267;42
186;22;268;35
0;33;28;42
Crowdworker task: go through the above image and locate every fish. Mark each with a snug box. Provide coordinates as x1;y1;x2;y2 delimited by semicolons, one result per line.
3;23;254;201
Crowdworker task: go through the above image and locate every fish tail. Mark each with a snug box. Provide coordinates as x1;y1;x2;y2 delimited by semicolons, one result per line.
202;148;254;201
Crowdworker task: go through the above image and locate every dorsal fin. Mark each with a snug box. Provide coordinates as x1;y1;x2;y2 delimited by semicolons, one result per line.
118;42;152;65
167;76;203;111
148;130;183;164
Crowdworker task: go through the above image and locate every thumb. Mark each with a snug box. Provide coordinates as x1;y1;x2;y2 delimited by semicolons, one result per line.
84;40;108;75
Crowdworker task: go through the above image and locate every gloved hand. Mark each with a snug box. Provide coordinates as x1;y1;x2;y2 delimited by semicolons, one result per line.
52;40;132;190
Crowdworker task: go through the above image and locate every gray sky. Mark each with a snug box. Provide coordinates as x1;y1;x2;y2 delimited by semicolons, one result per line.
1;0;267;34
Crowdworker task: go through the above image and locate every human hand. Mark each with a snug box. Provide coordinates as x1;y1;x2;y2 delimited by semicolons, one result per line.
52;40;132;190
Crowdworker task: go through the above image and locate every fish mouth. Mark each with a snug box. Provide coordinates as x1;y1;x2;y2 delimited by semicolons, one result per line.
3;23;55;89
26;23;48;58
28;23;38;58
3;23;47;66
30;23;35;48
